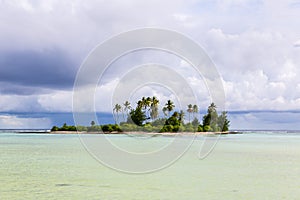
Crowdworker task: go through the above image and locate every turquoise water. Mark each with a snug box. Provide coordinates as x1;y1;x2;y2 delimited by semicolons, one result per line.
1;132;300;199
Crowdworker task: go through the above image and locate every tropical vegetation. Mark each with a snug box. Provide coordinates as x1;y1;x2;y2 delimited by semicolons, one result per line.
51;96;230;133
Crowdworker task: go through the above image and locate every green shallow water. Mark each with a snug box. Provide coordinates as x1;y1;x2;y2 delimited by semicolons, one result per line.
1;132;300;200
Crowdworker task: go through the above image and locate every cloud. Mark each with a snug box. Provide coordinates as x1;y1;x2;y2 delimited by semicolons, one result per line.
0;90;73;112
38;90;73;112
294;40;300;47
289;0;300;8
229;111;300;130
222;67;300;111
204;28;290;76
0;115;51;129
201;28;300;110
0;94;43;112
0;0;300;129
0;0;194;96
0;48;77;93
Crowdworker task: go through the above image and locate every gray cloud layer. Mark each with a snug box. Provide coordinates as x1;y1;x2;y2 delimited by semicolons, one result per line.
0;48;76;93
0;0;300;129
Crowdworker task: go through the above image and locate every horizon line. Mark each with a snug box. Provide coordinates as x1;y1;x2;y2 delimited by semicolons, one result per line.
1;109;300;115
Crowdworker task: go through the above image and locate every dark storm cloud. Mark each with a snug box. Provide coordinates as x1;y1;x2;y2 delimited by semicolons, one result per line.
0;81;47;95
0;48;78;94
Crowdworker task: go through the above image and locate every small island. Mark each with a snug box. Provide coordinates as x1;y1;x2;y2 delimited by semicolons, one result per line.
51;96;232;134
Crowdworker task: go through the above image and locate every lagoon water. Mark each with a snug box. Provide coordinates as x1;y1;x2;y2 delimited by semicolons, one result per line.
1;131;300;199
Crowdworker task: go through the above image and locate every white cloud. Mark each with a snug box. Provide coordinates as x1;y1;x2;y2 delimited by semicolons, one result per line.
294;40;300;47
38;90;73;112
0;115;51;129
229;111;300;130
0;95;42;112
0;0;300;129
200;27;300;111
0;90;73;112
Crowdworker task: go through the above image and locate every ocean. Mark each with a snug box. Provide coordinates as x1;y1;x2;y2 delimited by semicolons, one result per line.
1;131;300;199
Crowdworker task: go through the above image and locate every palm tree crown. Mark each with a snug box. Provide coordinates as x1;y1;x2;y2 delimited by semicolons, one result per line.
164;100;175;117
113;103;122;124
187;104;193;123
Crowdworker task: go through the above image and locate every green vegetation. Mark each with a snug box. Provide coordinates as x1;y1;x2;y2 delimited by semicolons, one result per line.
51;123;121;133
51;123;78;132
51;96;230;133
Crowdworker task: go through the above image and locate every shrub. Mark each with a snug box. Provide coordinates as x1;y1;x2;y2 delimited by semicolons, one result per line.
172;125;180;132
197;125;203;132
68;126;77;131
184;124;195;132
165;116;180;126
178;125;186;132
51;126;59;131
191;118;200;127
120;123;138;132
112;124;122;132
88;125;102;132
101;124;113;132
151;118;166;126
160;125;174;133
76;126;88;132
203;125;211;132
143;124;153;132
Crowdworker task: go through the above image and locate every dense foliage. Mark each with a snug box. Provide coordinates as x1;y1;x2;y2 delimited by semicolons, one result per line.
51;97;230;133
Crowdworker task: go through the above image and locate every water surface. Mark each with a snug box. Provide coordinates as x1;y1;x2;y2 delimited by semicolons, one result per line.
1;132;300;199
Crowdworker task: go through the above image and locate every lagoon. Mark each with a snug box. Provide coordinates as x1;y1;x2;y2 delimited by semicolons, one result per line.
1;131;300;199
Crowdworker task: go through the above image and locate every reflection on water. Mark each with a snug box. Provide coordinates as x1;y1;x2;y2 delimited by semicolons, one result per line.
0;132;300;199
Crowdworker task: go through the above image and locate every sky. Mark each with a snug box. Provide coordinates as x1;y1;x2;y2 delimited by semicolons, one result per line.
0;0;300;129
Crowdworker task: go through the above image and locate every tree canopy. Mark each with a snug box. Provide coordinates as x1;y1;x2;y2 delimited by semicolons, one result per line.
51;97;230;133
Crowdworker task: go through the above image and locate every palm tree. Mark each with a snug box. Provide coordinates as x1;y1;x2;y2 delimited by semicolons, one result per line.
164;100;175;117
179;110;185;124
145;97;152;108
193;104;198;119
113;103;122;124
208;102;217;113
187;104;193;123
150;96;159;120
141;97;147;110
137;100;143;109
145;97;152;119
203;102;218;127
123;101;131;121
218;111;230;132
162;107;168;117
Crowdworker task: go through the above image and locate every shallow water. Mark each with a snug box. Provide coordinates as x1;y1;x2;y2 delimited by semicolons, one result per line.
1;132;300;200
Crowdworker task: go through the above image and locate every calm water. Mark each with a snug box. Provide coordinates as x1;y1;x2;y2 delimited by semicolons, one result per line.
1;131;300;199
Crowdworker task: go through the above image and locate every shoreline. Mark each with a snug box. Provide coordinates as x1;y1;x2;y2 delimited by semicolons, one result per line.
50;131;242;135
